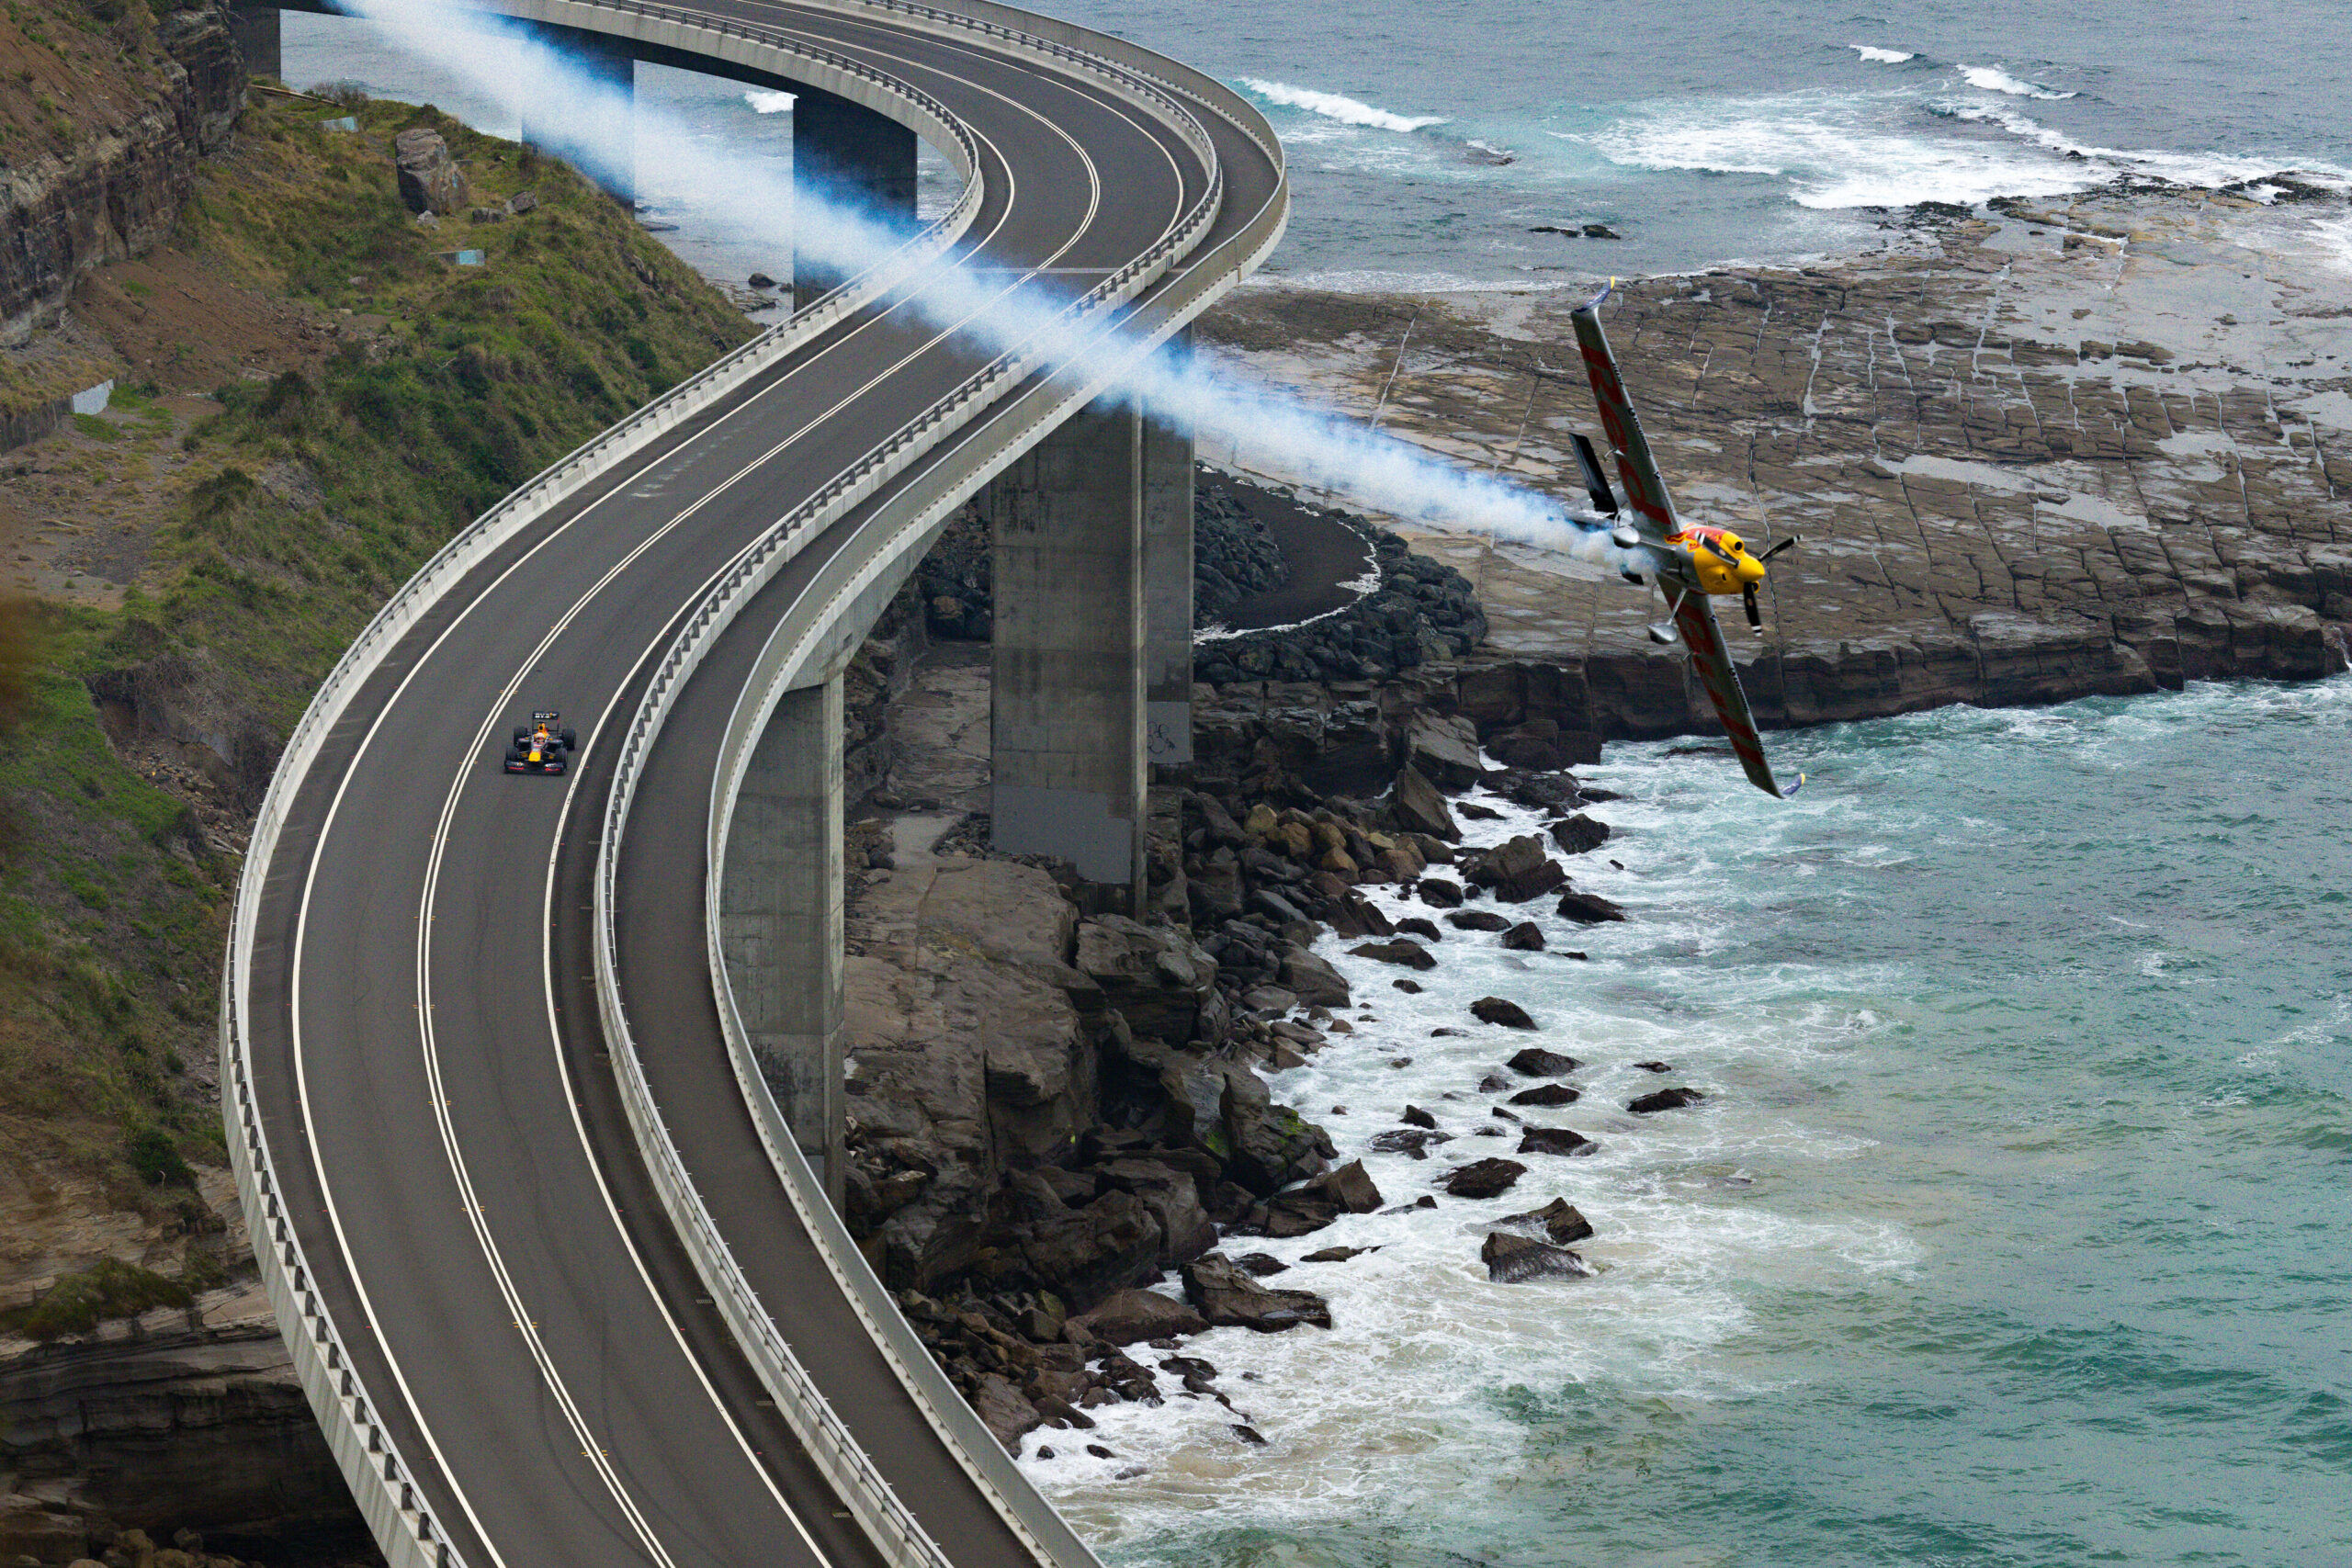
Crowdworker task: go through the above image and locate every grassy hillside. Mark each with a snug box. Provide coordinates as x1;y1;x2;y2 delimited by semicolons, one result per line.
0;85;755;1302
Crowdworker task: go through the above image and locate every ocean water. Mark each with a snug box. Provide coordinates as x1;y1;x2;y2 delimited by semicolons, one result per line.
1021;678;2352;1566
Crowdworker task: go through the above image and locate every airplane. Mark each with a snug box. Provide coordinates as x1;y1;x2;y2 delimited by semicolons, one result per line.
1564;284;1804;800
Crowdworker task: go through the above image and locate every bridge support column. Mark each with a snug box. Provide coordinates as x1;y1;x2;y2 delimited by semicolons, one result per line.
226;3;278;81
1142;343;1195;774
987;399;1148;914
718;674;846;1211
517;25;634;207
793;88;918;310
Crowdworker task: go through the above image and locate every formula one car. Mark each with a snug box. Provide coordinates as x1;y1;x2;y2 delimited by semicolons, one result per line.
503;711;577;774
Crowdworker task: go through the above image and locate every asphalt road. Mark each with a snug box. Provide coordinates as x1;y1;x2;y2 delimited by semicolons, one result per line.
240;6;1276;1566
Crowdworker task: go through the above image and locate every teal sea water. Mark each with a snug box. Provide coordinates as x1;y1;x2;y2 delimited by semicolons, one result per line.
1023;680;2352;1567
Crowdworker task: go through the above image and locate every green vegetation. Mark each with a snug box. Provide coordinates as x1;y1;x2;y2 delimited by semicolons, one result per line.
2;1257;194;1340
0;90;753;1220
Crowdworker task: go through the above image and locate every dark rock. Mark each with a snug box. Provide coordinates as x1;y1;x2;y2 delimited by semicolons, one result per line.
1076;916;1220;1044
1394;916;1442;942
748;270;778;288
1457;801;1504;821
1232;1424;1268;1445
1429;1027;1466;1037
1442;1157;1527;1199
393;127;469;215
1391;763;1462;840
1280;946;1352;1009
1380;1194;1440;1213
1392;978;1424;993
974;1373;1045;1450
1300;1245;1374;1263
1471;997;1537;1030
1506;1046;1577;1077
1507;1084;1580;1107
1067;1289;1209;1346
1417;877;1464;908
1517;1125;1598;1157
1232;1252;1290;1277
1495;1197;1595;1246
1555;890;1628;924
1628;1087;1706;1113
1481;1231;1594;1283
1220;1066;1329;1195
1325;892;1396;939
1447;910;1511;932
1500;921;1544;951
1633;1061;1673;1073
1405;712;1486;790
1012;1179;1164;1305
1490;1106;1520;1122
1093;1157;1220;1267
1399;1105;1437;1130
1547;814;1611;855
1366;1127;1451;1157
1257;1158;1385;1235
1350;940;1436;971
1462;836;1566;902
1182;1253;1333;1332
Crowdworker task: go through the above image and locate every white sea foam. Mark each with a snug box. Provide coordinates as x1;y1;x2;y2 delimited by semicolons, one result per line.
1942;100;2340;191
1959;62;2077;99
742;88;794;114
2307;213;2352;275
1582;94;2094;209
1238;77;1449;132
1849;45;1916;64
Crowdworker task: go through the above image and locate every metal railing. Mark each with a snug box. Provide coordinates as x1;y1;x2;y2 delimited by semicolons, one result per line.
595;44;1287;1568
218;12;990;1568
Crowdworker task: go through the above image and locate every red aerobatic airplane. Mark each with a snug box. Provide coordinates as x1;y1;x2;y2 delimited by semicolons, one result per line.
1566;285;1804;799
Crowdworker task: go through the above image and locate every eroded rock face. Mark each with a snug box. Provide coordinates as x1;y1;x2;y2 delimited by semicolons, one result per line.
1067;1288;1209;1346
1391;763;1461;840
1076;915;1222;1046
1494;1197;1594;1247
1462;836;1566;903
1404;712;1486;791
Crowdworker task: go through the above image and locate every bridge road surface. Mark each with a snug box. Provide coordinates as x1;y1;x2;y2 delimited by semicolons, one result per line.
241;7;1223;1567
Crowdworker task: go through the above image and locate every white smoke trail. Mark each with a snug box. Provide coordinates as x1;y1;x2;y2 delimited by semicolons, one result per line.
333;0;1636;570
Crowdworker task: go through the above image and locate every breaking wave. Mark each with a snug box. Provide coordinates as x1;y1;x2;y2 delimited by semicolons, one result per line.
1960;62;2077;99
1849;45;1917;64
742;88;794;113
1238;77;1449;132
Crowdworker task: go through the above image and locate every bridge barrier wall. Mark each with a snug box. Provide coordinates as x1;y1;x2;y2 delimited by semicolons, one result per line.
596;51;1286;1568
219;14;991;1566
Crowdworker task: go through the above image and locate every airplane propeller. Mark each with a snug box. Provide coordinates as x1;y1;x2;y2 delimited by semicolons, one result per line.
1759;536;1799;563
1743;584;1763;632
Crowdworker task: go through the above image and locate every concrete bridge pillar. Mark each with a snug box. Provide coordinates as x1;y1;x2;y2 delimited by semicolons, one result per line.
226;2;278;81
517;24;635;207
1142;345;1196;773
986;399;1148;913
717;674;847;1211
793;88;918;310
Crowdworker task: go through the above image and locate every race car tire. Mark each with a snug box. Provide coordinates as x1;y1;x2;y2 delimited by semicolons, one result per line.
513;727;530;746
560;728;577;750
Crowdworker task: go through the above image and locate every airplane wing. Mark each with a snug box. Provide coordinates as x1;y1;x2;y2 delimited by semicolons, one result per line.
1569;286;1678;547
1669;589;1801;798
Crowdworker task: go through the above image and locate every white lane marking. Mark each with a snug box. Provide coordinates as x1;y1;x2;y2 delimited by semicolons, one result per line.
283;46;1193;1561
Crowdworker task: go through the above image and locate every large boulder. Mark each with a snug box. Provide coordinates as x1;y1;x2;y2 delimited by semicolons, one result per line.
1009;1174;1163;1307
1494;1197;1594;1246
1350;940;1436;971
1182;1253;1333;1332
1391;762;1461;840
1442;1157;1526;1199
1256;1157;1385;1235
1446;909;1511;932
1280;945;1351;1008
1067;1287;1209;1346
1507;1083;1579;1107
1517;1125;1598;1157
1555;889;1628;924
1506;1045;1577;1076
1500;921;1545;951
1472;997;1537;1030
1462;836;1566;902
1367;1127;1452;1157
393;127;469;215
1628;1087;1706;1114
1480;1231;1592;1283
1404;711;1487;790
1076;915;1220;1044
1092;1157;1220;1267
973;1372;1046;1450
1548;814;1611;855
1220;1066;1329;1195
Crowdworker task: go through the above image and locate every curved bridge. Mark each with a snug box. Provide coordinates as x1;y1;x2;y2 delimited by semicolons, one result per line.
220;6;1284;1566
